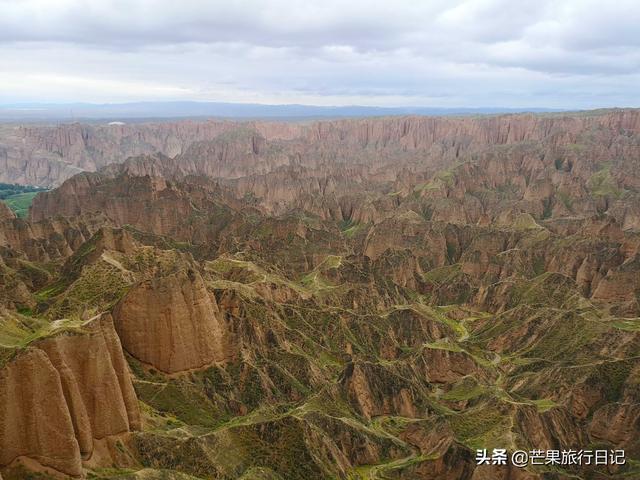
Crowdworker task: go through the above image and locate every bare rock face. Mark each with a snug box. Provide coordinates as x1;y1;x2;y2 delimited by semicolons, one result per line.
0;203;14;221
29;170;239;246
515;405;588;451
5;110;640;198
591;255;640;313
113;268;232;374
29;171;192;232
0;213;107;263
589;403;640;450
26;111;640;246
0;347;83;476
0;313;140;477
0;120;304;187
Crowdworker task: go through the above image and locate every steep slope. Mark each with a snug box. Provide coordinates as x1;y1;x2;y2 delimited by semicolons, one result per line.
113;268;233;373
0;313;140;477
0;121;301;186
0;203;14;221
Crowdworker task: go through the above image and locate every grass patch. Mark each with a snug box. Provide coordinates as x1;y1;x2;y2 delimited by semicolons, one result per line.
441;377;488;402
421;264;462;285
0;314;88;367
2;192;40;218
529;398;557;413
556;191;574;212
342;222;364;238
448;403;510;450
611;318;640;331
588;166;626;198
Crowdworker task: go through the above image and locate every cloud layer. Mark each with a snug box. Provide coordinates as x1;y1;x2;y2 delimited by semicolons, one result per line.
0;0;638;108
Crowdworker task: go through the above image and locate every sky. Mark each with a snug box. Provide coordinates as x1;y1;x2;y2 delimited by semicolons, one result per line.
0;0;639;109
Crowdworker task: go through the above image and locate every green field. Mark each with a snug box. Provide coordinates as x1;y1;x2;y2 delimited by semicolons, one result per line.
2;192;39;218
0;182;46;218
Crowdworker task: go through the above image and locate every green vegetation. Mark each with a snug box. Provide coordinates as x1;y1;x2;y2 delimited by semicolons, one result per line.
0;182;47;217
556;191;574;212
441;377;488;401
588;165;627;198
87;467;204;479
45;260;132;319
0;313;87;367
0;182;46;199
612;318;640;331
339;219;364;238
421;264;462;285
510;213;542;231
413;167;457;193
448;403;510;450
3;192;39;217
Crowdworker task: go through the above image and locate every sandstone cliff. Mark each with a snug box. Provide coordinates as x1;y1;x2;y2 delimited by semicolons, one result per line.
113;268;232;374
0;213;107;263
0;203;14;221
0;313;140;477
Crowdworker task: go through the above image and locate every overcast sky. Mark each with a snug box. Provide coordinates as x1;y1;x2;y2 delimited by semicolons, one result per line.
0;0;638;108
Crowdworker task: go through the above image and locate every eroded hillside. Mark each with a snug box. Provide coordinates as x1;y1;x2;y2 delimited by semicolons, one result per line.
1;111;639;479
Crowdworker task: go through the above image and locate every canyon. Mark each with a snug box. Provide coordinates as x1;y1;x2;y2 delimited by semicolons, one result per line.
0;110;639;479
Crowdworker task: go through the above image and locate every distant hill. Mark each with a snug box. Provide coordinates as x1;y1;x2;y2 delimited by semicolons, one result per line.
0;101;561;122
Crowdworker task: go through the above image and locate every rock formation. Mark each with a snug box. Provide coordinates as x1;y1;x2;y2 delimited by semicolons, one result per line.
0;313;140;477
0;203;14;221
113;268;232;374
1;110;639;479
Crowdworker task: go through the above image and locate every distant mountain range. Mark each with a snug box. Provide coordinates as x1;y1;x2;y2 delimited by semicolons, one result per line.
0;101;562;122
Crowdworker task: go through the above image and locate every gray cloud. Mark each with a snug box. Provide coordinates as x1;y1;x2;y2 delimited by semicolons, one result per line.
0;0;638;108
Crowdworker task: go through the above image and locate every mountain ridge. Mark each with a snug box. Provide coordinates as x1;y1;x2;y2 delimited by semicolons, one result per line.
0;101;565;122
